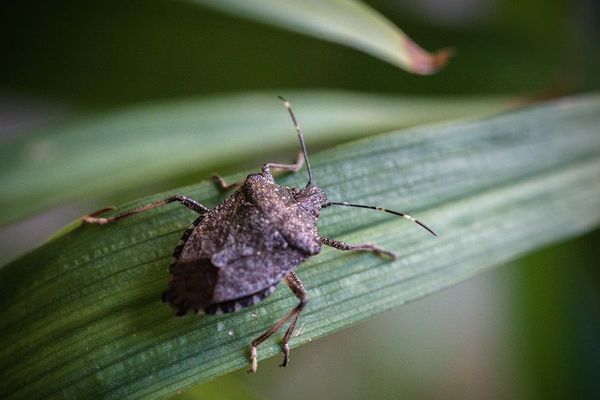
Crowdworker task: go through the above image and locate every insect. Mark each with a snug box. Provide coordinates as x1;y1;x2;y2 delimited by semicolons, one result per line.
83;97;436;373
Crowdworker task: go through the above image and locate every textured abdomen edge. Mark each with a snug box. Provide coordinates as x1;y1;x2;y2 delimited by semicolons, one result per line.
203;284;278;315
169;214;205;272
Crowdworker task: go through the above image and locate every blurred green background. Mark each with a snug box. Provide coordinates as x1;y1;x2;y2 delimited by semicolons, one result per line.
1;0;598;399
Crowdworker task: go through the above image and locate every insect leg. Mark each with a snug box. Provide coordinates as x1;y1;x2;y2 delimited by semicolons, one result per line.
320;236;397;259
280;271;307;368
212;175;243;191
82;195;210;225
248;271;308;373
261;151;304;176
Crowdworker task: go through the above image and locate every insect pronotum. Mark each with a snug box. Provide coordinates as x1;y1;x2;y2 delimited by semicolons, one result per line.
83;97;437;373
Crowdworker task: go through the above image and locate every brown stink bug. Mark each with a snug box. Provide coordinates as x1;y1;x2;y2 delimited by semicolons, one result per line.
83;97;436;373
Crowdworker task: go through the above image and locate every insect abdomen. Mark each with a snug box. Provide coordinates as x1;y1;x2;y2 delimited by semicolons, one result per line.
162;258;219;316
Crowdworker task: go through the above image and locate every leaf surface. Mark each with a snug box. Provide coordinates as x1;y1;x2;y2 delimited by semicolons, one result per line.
1;94;599;399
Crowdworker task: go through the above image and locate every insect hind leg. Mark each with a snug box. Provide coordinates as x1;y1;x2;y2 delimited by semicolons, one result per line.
248;271;308;373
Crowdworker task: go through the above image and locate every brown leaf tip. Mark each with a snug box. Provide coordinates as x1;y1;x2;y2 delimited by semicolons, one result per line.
403;37;456;75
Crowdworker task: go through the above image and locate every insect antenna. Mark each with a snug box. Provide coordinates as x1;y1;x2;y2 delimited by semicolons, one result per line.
322;201;438;236
278;96;314;187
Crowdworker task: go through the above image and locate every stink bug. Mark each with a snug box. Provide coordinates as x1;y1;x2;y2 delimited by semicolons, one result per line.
83;97;437;373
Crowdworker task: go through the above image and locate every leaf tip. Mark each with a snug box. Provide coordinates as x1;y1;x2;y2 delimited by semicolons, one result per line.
403;39;456;75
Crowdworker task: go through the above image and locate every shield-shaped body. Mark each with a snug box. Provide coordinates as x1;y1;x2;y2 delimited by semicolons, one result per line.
162;172;327;315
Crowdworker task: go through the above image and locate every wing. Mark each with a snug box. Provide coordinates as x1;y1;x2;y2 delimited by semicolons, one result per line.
212;248;307;303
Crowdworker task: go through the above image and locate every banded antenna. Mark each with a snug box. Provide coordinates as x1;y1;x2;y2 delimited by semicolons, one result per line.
278;96;313;187
322;201;438;236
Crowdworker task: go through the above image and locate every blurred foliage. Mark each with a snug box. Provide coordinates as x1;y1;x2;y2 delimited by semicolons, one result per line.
514;229;600;400
171;374;265;400
186;0;454;74
0;0;597;107
0;91;511;225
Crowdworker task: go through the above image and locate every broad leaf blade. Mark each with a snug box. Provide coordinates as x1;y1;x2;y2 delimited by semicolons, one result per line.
1;94;599;399
0;90;509;225
186;0;452;73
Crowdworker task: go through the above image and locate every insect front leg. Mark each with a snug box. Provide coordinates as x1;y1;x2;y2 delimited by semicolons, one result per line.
212;175;243;191
320;236;397;259
248;271;308;373
82;195;210;225
261;151;304;176
214;152;304;191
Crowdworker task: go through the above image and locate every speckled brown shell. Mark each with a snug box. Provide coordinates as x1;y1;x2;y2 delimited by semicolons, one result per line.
162;173;327;315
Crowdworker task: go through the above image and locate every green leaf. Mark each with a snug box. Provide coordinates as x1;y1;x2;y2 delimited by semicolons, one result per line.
1;94;599;399
185;0;453;73
0;90;509;225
